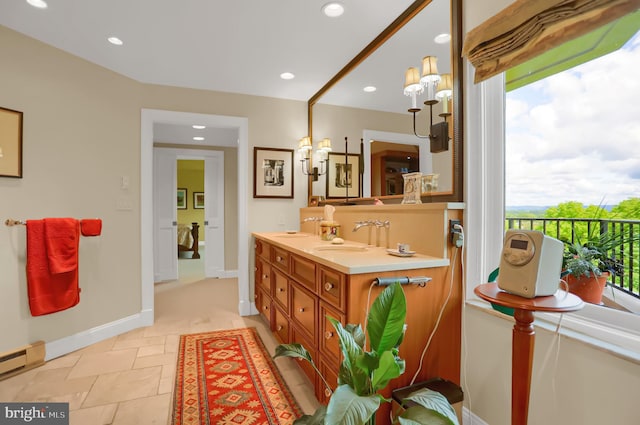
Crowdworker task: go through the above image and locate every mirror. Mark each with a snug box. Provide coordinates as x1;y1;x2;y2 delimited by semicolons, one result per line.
307;0;463;203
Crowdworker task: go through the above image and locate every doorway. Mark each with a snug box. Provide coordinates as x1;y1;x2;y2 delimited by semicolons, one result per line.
141;109;251;325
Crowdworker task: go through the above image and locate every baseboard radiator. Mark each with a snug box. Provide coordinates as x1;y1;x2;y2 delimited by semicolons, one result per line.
0;341;46;381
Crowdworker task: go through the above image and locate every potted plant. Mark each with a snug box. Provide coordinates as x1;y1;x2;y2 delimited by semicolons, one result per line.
562;228;635;304
274;282;459;425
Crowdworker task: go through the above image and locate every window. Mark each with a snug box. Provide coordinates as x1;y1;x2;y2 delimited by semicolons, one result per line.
467;14;640;357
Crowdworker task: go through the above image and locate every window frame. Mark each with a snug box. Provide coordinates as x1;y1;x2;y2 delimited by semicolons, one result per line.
464;62;640;361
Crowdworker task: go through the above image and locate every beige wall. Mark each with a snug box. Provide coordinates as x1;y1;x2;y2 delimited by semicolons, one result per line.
0;25;307;353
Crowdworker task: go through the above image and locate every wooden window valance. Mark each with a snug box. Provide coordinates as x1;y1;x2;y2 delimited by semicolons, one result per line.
462;0;640;83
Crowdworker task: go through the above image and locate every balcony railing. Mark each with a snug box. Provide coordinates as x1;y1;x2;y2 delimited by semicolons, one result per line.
505;217;640;299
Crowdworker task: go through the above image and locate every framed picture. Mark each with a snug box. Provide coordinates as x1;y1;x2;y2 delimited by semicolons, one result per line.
177;188;187;209
193;192;204;209
326;152;361;199
253;147;294;198
0;107;23;178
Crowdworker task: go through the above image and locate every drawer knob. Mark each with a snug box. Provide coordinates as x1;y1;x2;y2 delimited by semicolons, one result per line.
263;305;268;310
277;325;283;331
325;331;333;339
276;256;283;261
324;282;334;291
263;274;269;279
254;267;257;272
278;287;284;292
298;307;305;313
324;388;332;397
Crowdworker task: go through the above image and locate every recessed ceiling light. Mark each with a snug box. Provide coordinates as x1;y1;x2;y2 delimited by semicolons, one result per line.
192;125;206;129
107;37;123;46
322;2;344;18
434;33;451;44
193;136;205;141
363;86;377;93
26;0;48;9
280;72;295;80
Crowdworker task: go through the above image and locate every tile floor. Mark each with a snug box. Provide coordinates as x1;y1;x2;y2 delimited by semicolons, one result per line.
0;253;319;424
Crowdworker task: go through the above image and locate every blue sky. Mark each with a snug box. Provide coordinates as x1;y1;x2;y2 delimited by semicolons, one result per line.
505;32;640;207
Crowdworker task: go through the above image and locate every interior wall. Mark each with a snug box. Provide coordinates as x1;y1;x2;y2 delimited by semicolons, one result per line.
0;25;306;354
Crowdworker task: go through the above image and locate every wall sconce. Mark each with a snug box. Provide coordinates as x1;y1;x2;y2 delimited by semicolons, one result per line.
299;137;332;181
403;56;451;153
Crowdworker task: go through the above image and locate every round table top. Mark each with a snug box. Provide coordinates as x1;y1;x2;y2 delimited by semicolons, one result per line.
475;283;584;313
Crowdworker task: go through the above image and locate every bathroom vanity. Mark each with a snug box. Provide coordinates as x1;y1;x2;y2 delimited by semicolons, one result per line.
253;203;463;421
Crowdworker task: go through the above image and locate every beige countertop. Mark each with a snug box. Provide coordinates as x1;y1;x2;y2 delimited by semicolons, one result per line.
253;232;450;274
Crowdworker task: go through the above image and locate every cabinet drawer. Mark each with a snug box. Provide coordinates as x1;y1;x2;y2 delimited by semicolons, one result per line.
273;305;290;344
319;302;344;366
255;239;270;261
291;283;317;343
319;358;339;404
271;246;290;272
255;258;271;294
273;268;289;311
291;254;316;291
256;287;272;325
291;325;317;390
318;266;346;311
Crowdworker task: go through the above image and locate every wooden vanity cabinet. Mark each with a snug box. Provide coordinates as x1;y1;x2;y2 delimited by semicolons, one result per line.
253;235;462;419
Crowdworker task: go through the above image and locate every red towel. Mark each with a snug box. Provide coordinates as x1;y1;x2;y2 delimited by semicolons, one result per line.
80;219;102;236
43;218;80;273
26;219;80;316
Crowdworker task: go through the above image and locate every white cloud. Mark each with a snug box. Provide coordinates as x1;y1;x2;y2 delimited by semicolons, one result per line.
506;32;640;207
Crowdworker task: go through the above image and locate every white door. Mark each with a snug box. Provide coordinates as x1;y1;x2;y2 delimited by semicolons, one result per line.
204;153;225;277
153;149;178;281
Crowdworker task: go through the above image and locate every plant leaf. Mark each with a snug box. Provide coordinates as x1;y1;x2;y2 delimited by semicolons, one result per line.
403;388;459;425
345;323;366;348
398;406;453;425
329;317;370;395
371;350;402;391
325;385;380;425
367;282;407;354
274;343;314;364
293;405;327;425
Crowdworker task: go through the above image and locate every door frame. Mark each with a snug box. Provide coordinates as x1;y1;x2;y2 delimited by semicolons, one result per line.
141;109;250;322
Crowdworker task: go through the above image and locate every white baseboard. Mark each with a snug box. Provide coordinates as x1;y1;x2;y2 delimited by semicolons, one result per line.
44;309;153;361
463;406;489;425
220;269;238;278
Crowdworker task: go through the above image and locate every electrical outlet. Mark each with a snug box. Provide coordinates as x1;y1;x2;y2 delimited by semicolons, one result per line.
449;219;461;244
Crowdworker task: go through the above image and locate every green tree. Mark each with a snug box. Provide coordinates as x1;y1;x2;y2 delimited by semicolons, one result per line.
610;198;640;219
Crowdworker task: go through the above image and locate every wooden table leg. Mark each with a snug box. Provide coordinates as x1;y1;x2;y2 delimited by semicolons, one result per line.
512;309;535;425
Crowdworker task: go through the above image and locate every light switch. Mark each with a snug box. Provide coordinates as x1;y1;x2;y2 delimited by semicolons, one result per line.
121;175;130;190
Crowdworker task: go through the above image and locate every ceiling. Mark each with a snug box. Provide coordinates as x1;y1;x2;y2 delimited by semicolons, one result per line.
0;0;450;144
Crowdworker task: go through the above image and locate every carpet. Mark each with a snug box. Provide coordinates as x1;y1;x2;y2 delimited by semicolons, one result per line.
172;327;302;425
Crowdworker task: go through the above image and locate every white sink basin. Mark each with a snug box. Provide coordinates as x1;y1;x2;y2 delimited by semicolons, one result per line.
314;245;368;252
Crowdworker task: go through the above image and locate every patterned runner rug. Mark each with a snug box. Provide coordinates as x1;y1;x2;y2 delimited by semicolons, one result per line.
172;327;302;425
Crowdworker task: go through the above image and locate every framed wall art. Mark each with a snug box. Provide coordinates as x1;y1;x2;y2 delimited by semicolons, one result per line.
326;152;360;199
193;192;204;209
253;147;294;198
177;188;187;209
0;107;23;178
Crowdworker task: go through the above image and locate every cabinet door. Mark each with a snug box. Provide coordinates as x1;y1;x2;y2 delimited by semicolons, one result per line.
256;287;272;326
291;254;316;291
291;325;317;390
255;239;270;261
273;268;290;311
319;301;345;367
255;258;271;294
291;282;317;344
318;266;345;311
319;358;339;404
273;305;290;344
271;246;290;272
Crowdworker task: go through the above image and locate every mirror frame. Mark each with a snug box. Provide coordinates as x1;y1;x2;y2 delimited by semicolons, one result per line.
307;0;463;204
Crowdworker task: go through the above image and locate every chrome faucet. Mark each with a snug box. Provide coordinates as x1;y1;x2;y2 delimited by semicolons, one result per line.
352;220;375;245
374;220;391;248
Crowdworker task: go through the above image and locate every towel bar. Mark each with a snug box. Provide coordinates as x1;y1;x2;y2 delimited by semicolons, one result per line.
5;219;26;226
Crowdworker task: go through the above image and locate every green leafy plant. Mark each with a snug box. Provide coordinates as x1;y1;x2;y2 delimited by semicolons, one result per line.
274;282;459;425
